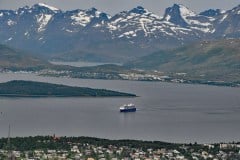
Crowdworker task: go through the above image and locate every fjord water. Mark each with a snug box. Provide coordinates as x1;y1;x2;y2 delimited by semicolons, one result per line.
0;73;239;143
50;61;122;67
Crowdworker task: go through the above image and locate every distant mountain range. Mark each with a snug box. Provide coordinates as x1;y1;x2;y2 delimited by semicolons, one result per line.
0;3;240;62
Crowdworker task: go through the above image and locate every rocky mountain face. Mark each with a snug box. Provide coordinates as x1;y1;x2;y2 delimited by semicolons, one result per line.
0;3;240;62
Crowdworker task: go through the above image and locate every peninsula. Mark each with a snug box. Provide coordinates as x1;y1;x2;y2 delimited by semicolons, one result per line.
0;80;136;97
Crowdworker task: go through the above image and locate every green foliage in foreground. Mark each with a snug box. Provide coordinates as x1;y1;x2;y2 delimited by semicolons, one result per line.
0;80;136;97
0;136;239;160
0;136;179;151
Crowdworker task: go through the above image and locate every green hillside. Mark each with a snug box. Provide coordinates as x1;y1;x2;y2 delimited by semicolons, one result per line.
126;39;240;82
0;44;50;70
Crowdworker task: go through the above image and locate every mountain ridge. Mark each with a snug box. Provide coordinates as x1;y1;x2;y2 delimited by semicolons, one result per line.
0;3;240;62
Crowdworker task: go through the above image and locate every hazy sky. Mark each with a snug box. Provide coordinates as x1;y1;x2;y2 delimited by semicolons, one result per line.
0;0;239;15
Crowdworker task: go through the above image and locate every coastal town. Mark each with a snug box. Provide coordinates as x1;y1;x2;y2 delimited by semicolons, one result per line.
0;136;240;160
1;68;238;87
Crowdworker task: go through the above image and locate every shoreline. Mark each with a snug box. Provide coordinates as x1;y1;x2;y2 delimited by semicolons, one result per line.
1;71;239;88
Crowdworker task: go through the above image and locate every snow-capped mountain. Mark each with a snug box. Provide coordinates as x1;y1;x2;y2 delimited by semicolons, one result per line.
162;4;215;34
0;3;240;62
213;5;240;38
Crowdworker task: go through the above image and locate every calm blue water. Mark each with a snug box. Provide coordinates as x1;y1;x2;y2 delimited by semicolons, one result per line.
0;73;239;143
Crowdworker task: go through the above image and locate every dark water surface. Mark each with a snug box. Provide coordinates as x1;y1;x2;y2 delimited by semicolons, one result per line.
0;73;239;143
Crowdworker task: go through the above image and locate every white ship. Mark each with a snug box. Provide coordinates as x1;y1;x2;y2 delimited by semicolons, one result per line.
119;103;136;112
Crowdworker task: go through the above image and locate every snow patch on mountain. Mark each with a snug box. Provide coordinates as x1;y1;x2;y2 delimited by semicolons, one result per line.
65;29;74;33
187;19;213;33
37;3;59;12
188;19;211;26
220;10;226;14
5;37;13;42
174;4;196;24
71;11;92;26
191;26;211;33
161;28;174;36
7;20;16;26
178;4;196;17
139;18;154;36
208;17;216;21
220;14;228;22
165;15;171;21
94;10;102;18
24;32;29;36
211;29;216;33
107;23;118;31
119;31;137;38
37;14;52;32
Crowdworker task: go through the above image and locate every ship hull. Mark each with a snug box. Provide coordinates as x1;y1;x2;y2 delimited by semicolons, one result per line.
120;108;136;112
